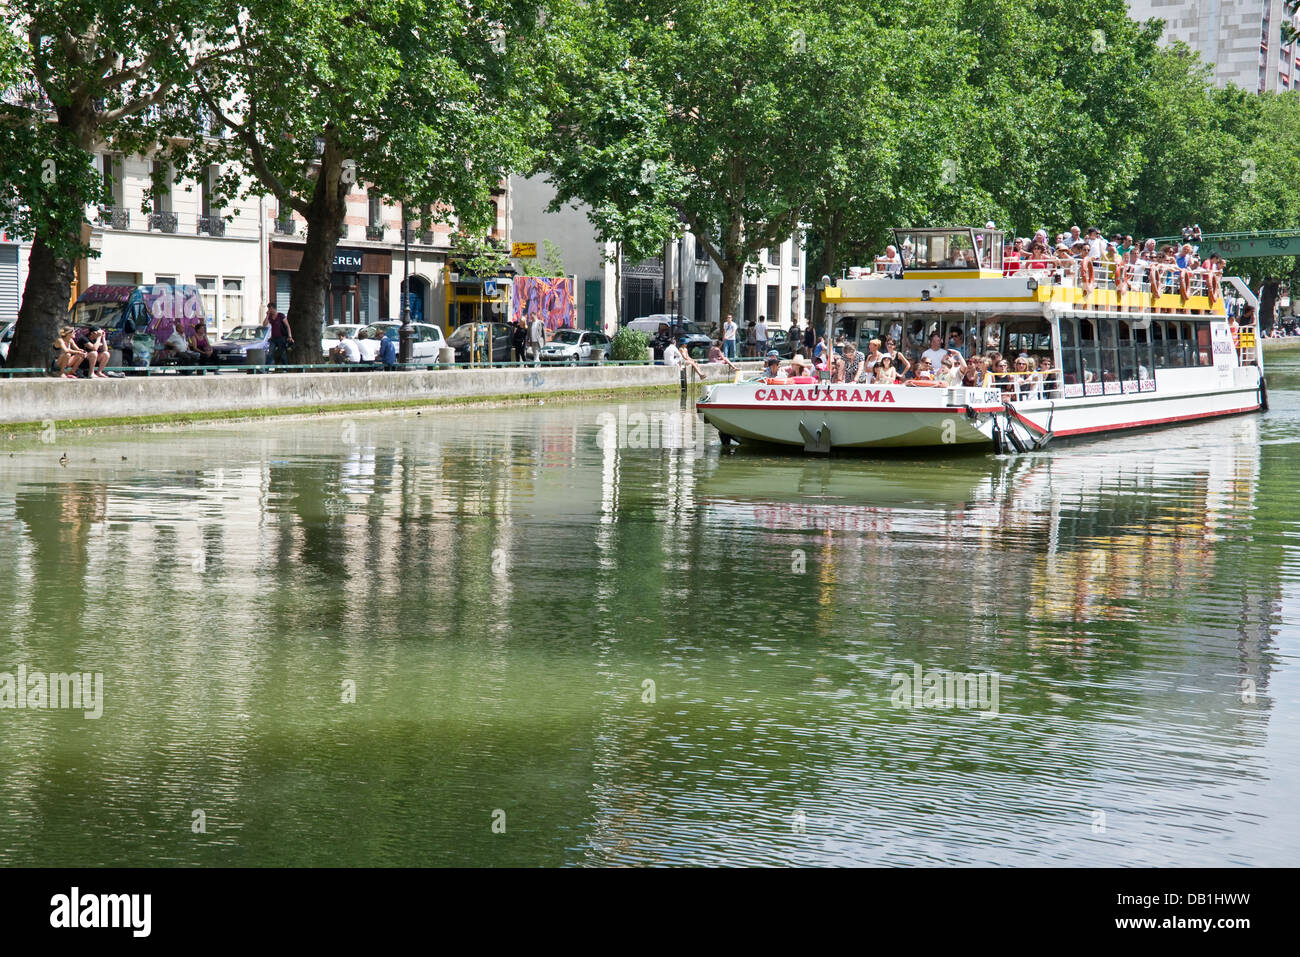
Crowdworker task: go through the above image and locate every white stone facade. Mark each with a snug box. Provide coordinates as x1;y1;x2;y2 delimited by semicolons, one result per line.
1127;0;1300;92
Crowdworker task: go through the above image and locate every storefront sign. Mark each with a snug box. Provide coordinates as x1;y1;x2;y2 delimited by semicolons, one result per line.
332;248;364;272
512;242;537;258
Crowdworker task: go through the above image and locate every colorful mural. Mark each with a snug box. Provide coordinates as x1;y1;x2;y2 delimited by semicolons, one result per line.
512;276;576;331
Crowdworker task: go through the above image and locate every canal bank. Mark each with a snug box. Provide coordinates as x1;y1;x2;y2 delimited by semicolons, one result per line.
0;361;759;431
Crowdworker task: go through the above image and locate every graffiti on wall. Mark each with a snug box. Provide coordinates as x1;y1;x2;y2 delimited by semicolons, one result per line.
512;276;575;331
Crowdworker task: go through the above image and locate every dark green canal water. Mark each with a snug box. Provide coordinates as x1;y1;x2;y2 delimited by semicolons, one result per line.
2;357;1298;866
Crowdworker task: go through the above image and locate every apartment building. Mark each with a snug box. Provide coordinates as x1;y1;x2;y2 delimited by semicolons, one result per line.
509;173;805;334
1127;0;1300;92
268;183;507;330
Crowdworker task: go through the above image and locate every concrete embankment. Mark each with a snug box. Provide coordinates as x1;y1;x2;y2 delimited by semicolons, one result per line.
0;361;760;430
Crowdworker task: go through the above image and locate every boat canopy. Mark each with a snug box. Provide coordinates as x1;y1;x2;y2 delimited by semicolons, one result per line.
892;227;1004;271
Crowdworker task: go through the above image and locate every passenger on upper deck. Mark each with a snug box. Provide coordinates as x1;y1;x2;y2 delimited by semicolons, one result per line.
875;245;903;276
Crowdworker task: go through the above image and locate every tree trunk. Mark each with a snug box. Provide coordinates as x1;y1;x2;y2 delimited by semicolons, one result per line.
811;210;842;338
9;101;96;372
718;260;744;330
286;139;348;364
8;230;77;372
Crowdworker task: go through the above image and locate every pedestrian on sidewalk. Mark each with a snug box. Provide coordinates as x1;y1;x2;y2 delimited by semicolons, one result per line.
722;313;737;359
262;305;294;365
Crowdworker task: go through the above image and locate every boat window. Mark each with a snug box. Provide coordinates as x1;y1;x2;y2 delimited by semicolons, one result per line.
1117;321;1137;383
1134;325;1153;379
1098;321;1119;383
1151;322;1166;369
1166;322;1188;368
1078;318;1099;385
975;230;1004;269
1194;322;1212;366
1058;318;1080;386
892;228;980;270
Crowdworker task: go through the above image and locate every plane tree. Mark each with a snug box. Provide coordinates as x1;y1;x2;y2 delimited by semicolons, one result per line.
174;0;545;362
0;0;230;370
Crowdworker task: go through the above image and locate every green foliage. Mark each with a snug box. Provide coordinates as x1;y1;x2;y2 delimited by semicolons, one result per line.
450;230;511;278
609;326;650;361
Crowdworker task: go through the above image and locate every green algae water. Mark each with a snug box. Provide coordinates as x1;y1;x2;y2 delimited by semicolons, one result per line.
1;360;1298;867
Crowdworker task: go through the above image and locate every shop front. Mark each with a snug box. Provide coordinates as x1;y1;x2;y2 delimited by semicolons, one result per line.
270;243;393;325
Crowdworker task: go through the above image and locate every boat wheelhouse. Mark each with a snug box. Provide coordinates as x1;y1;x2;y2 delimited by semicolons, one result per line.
696;226;1265;452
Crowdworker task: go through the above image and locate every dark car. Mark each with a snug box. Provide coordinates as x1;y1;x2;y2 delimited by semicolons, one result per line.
448;321;516;363
211;325;271;365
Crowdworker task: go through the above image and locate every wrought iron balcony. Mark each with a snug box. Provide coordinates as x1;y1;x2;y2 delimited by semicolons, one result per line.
98;206;130;230
148;211;178;233
419;231;435;245
366;225;385;240
274;218;296;236
197;215;225;237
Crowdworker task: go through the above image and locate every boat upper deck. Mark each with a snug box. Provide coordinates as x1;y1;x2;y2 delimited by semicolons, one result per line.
824;226;1229;318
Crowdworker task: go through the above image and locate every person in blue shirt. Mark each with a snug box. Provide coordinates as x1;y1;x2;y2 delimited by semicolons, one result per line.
378;329;397;370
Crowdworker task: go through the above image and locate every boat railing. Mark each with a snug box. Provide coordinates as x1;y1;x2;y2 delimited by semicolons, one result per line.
1002;259;1222;311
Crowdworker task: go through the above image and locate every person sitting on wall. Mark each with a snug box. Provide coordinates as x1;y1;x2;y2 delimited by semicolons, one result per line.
188;322;215;365
708;339;739;371
73;326;111;378
356;329;380;364
161;324;199;365
328;329;360;364
54;327;87;379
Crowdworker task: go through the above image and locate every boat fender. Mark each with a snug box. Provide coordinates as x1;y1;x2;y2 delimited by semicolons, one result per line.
991;418;1005;455
1259;376;1269;412
1005;420;1030;454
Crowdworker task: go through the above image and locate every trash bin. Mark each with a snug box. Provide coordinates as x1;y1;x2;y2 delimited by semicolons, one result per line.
438;345;455;368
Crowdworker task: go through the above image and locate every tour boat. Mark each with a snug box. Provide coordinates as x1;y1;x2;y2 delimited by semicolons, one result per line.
696;226;1266;452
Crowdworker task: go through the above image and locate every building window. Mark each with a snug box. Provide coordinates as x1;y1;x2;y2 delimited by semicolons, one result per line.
223;278;243;330
106;271;140;286
695;237;710;262
767;244;782;266
155;275;177;286
196;276;218;326
201;166;220;217
765;285;779;323
368;193;382;227
151;160;172;213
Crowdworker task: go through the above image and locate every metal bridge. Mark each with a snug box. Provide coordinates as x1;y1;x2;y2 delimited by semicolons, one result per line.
1152;229;1300;259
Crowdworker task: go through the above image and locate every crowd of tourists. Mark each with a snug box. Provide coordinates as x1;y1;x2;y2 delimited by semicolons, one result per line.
751;327;1061;399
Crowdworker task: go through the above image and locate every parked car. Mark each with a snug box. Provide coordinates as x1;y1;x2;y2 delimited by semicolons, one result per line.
768;329;796;358
212;325;271;366
0;321;12;365
540;329;611;363
448;321;515;363
320;323;367;360
364;321;446;364
626;317;711;360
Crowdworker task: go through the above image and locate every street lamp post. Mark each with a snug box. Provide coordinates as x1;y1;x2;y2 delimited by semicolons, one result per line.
398;202;413;363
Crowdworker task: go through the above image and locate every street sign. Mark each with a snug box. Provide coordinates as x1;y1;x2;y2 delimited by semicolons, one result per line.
512;242;537;258
484;280;497;296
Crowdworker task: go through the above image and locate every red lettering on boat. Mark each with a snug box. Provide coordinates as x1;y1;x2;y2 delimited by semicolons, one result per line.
755;389;767;400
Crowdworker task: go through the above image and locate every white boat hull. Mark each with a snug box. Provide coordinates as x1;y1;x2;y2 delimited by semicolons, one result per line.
697;370;1263;451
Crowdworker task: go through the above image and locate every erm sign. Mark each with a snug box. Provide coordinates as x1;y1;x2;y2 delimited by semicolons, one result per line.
332;248;364;272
